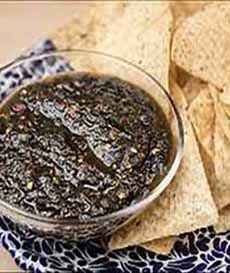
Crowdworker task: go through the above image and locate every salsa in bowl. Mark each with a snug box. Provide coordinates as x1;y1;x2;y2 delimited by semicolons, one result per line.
0;50;183;240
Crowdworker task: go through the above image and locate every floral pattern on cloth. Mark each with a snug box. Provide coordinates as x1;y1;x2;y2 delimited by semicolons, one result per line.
0;40;230;273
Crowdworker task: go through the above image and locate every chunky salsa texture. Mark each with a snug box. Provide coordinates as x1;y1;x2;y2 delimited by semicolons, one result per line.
0;73;172;219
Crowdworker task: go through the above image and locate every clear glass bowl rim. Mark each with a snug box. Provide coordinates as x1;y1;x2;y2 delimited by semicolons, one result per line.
0;49;184;225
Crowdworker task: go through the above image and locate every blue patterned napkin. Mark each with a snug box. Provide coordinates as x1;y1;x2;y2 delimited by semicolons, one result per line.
0;40;230;273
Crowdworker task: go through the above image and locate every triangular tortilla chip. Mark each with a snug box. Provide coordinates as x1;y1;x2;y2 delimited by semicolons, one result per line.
183;76;207;106
220;86;230;105
0;249;19;272
98;1;172;90
171;1;212;27
214;205;230;233
172;3;230;93
214;108;230;207
224;103;230;118
215;100;230;142
188;84;215;157
50;7;95;49
187;84;219;207
109;83;218;249
50;3;126;50
141;237;176;254
188;84;230;209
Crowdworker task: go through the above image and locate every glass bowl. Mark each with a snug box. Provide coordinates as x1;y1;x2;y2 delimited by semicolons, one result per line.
0;50;183;240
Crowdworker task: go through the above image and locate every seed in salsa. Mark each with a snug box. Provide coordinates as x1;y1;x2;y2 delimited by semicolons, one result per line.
0;73;172;219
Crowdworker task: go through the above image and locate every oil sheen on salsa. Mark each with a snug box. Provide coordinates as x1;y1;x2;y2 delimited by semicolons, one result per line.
0;73;172;219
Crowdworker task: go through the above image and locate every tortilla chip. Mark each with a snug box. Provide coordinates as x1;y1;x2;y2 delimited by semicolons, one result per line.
182;76;207;106
188;84;215;157
215;99;230;142
172;3;230;91
213;107;230;208
141;237;176;254
109;83;218;249
171;1;212;18
224;103;230;118
187;85;219;207
171;1;211;27
50;3;126;50
214;205;230;233
98;1;172;90
187;84;230;209
50;7;95;49
220;86;230;105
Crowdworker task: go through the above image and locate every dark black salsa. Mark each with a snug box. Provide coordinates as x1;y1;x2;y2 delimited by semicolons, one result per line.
0;73;172;219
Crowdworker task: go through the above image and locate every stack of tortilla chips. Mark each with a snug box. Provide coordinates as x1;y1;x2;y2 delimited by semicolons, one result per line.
48;1;230;253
